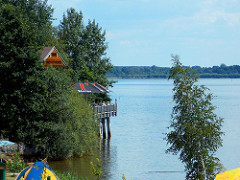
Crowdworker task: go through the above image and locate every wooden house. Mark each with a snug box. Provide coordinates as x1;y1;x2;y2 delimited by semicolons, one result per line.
41;46;67;67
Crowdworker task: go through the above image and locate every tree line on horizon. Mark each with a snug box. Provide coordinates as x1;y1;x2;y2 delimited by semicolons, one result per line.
107;64;240;78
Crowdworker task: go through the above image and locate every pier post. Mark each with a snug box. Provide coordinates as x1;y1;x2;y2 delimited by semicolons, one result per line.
101;118;106;139
106;117;111;138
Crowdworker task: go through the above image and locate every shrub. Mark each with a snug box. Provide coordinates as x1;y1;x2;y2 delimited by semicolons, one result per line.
6;152;26;173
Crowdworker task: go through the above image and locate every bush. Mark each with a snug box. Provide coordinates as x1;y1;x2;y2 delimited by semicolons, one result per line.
6;152;26;173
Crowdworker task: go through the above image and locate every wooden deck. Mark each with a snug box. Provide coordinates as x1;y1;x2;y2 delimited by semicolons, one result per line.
94;103;117;118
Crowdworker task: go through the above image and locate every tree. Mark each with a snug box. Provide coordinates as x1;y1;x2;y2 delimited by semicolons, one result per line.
32;67;99;159
0;3;99;159
59;8;84;73
0;3;42;141
59;9;114;102
58;9;114;86
80;19;113;86
4;0;54;46
165;55;224;180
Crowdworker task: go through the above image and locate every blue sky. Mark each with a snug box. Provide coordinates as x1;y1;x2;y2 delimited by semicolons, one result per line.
48;0;240;67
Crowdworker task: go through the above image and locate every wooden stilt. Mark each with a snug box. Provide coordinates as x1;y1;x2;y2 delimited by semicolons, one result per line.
106;117;111;138
99;121;102;137
102;118;106;139
94;102;117;138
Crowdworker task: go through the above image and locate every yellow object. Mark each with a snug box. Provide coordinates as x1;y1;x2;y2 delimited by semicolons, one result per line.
15;160;59;180
215;168;240;180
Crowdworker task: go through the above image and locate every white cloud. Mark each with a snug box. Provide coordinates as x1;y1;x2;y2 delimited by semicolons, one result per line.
195;0;240;26
119;40;132;46
163;9;240;32
201;0;239;8
106;30;135;40
218;11;240;26
194;10;240;26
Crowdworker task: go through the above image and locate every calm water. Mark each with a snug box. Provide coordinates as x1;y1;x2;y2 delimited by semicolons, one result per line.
50;79;240;180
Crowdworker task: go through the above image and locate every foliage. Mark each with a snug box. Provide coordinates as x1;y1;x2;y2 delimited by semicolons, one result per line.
0;1;99;159
80;20;113;85
59;8;84;68
6;152;26;173
90;158;102;180
0;2;42;141
122;174;127;180
58;8;114;102
107;65;240;79
107;66;169;79
165;55;224;180
55;171;88;180
27;67;99;159
4;0;54;46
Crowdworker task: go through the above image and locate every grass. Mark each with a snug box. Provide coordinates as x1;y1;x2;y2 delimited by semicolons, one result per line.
55;171;88;180
6;172;18;180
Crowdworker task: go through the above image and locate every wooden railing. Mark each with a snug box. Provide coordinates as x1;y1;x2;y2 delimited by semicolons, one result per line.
94;103;117;118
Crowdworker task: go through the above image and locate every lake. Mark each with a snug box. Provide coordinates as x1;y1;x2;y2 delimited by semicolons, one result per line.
50;78;240;180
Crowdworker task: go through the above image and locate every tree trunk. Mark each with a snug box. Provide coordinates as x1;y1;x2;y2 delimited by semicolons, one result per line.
198;141;207;180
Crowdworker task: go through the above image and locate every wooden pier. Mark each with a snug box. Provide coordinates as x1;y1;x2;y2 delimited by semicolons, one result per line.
94;102;117;139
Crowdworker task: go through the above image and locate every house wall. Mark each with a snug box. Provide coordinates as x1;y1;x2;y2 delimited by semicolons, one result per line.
44;49;65;67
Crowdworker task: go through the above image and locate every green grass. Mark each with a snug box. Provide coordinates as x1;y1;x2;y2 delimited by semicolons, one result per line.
55;171;89;180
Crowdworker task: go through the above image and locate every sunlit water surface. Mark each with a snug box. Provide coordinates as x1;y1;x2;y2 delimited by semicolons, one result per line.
49;79;240;180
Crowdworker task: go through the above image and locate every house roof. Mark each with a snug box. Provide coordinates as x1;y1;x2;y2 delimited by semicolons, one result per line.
41;46;54;60
41;46;67;67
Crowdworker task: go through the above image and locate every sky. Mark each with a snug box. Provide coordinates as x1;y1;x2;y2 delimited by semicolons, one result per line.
47;0;240;67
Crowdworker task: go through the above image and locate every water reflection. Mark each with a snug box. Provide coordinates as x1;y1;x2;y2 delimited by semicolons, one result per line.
100;138;118;180
49;79;240;180
49;152;98;179
49;138;117;180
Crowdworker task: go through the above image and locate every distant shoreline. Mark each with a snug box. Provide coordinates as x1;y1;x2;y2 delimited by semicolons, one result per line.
107;65;240;79
107;76;240;79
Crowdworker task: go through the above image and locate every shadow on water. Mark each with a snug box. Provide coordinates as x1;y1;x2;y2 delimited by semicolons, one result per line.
100;138;118;180
48;138;117;180
49;155;97;179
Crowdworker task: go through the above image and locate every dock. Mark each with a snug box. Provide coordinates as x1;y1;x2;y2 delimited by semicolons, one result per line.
94;102;117;139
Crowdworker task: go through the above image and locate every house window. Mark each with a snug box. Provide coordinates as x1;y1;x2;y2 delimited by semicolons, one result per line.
51;52;57;57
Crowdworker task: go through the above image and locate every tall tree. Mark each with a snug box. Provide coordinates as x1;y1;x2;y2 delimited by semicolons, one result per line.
59;9;113;87
59;8;84;71
0;3;41;141
166;55;224;180
80;19;113;86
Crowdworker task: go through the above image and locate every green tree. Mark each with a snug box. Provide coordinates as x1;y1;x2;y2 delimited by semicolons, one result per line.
59;8;84;73
80;19;113;86
59;9;114;102
33;67;98;159
0;3;99;159
0;3;42;141
166;55;224;180
4;0;54;46
59;9;113;85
